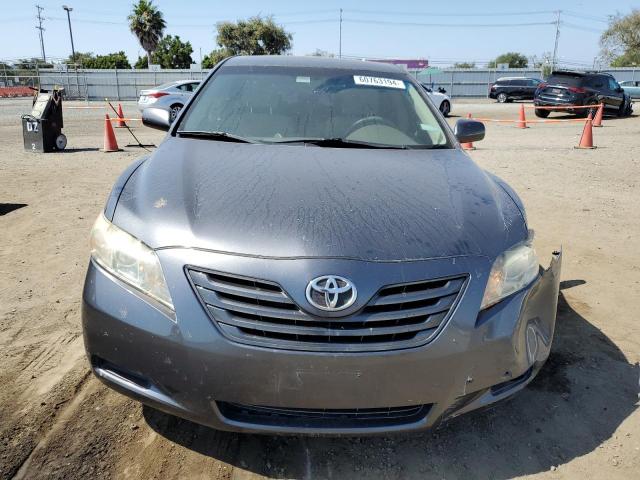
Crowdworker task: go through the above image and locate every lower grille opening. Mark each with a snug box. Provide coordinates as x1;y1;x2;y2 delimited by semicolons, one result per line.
217;402;432;429
237;326;419;344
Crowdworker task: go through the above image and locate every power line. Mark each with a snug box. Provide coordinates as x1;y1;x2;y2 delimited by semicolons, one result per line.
343;19;556;28
35;5;46;62
345;9;556;17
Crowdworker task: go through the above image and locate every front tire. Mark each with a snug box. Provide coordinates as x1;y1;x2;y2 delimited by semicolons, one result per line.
439;100;451;117
534;109;550;118
169;104;183;122
497;93;508;103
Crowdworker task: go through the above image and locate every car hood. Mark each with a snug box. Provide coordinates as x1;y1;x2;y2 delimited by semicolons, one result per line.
113;138;527;261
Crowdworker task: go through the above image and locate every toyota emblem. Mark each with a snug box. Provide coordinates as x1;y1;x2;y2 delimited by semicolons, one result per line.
305;275;357;312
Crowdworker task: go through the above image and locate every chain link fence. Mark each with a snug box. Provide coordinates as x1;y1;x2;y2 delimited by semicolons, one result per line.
3;63;640;100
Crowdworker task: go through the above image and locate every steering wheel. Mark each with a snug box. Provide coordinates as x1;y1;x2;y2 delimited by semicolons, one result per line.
344;116;395;137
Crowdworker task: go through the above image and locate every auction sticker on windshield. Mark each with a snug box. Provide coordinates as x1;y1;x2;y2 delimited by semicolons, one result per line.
353;76;405;89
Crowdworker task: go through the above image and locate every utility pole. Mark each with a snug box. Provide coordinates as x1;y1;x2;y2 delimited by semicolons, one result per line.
62;5;76;64
552;10;561;70
35;5;46;63
339;8;343;59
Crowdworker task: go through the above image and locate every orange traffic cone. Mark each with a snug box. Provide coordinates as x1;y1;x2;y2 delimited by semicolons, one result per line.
592;103;604;127
461;113;476;150
115;103;127;128
575;115;596;149
516;104;528;129
103;114;121;152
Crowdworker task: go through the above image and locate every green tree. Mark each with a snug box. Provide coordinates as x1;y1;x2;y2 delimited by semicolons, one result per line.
202;49;229;68
90;52;131;69
128;0;166;66
309;49;335;57
150;35;193;68
216;16;292;55
135;55;149;69
67;51;131;69
453;62;475;69
487;52;528;68
601;10;640;66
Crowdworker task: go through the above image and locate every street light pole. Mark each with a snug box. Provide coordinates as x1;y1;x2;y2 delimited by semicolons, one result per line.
339;8;342;59
62;5;76;64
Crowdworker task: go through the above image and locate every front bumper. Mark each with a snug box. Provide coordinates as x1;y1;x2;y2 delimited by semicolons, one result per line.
82;249;562;435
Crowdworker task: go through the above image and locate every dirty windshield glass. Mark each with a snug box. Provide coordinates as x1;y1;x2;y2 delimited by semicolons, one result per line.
178;66;449;148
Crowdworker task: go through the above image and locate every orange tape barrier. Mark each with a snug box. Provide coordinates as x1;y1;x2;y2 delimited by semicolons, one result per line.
470;117;587;124
524;103;603;110
107;117;141;122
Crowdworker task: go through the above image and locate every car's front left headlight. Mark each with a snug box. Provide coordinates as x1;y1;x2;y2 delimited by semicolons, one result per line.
480;242;539;310
90;213;174;310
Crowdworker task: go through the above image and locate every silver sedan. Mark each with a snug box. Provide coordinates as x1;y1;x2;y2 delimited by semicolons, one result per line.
137;80;201;121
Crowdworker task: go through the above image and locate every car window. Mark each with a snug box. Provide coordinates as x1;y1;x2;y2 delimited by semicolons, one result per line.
180;82;199;92
178;65;449;148
547;74;584;87
529;79;541;86
607;77;620;91
584;76;605;89
157;82;178;90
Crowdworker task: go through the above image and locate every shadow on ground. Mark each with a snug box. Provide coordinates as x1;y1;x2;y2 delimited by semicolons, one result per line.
144;283;638;479
0;203;27;216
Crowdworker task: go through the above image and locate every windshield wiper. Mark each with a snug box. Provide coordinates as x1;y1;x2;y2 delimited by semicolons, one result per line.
177;130;255;143
266;137;409;149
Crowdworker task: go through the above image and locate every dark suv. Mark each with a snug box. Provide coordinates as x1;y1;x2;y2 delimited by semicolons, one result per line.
489;77;542;103
534;71;632;118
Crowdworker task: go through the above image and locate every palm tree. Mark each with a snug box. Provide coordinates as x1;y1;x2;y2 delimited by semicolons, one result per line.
128;0;166;66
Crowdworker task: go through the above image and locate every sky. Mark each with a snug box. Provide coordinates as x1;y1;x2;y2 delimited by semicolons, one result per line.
0;0;636;67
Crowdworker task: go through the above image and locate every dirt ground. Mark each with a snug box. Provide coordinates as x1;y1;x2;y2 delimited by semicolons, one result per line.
1;98;638;480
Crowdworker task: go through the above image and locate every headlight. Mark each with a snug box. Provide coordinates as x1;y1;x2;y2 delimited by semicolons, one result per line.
90;214;174;310
480;242;539;309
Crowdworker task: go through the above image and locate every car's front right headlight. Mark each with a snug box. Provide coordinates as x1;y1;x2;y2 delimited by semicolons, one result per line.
90;213;174;310
480;242;539;310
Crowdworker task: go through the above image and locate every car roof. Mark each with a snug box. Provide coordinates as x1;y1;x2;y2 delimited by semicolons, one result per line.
223;55;405;74
550;70;612;78
496;77;539;81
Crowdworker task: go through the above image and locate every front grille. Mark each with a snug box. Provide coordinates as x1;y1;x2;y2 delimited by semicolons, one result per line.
187;268;467;352
217;402;431;429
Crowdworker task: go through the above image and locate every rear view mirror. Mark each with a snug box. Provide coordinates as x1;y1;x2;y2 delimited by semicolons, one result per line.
454;119;485;144
142;107;171;131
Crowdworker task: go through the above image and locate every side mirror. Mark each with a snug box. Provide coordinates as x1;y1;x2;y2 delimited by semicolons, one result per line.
616;87;624;93
454;119;485;144
142;107;171;131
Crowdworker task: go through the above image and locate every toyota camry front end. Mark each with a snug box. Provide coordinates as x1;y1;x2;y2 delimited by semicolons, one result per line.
82;56;562;435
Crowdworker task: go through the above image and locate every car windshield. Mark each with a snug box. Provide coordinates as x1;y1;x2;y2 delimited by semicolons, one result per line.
177;65;449;148
546;74;584;87
157;82;179;90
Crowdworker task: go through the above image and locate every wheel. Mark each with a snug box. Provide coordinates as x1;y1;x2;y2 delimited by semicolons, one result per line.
169;104;183;122
439;100;451;117
534;109;550;118
497;92;508;103
55;133;67;150
618;98;633;117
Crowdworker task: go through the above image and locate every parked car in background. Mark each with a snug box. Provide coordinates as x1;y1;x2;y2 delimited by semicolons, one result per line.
420;83;452;116
489;77;542;103
534;71;632;118
137;80;201;121
620;80;640;99
85;55;562;436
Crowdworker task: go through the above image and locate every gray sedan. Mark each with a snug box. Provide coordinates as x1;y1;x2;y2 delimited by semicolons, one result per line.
83;56;562;435
137;80;200;121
